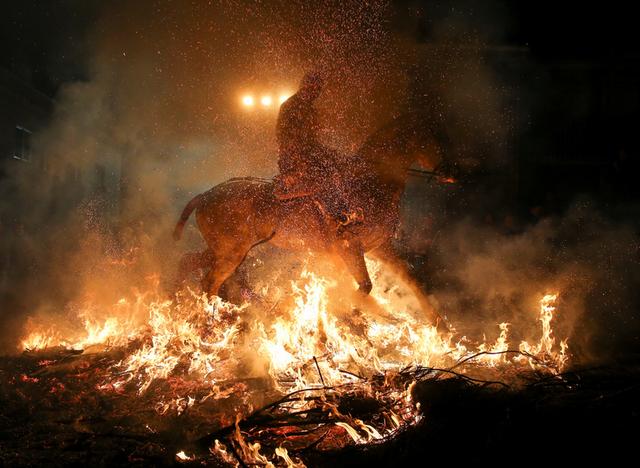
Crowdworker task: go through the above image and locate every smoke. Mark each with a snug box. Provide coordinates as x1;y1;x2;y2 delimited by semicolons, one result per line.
390;3;640;362
2;1;637;366
0;0;411;353
409;197;640;364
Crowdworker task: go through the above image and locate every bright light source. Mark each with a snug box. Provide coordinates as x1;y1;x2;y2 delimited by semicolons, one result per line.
241;95;254;107
279;94;290;104
260;95;273;107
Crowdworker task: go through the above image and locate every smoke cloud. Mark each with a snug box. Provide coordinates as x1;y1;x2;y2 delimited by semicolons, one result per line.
1;1;637;365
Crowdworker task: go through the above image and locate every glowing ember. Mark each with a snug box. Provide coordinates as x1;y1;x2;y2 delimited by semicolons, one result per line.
175;450;195;462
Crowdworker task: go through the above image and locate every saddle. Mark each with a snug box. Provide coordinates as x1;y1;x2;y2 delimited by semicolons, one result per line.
273;174;364;232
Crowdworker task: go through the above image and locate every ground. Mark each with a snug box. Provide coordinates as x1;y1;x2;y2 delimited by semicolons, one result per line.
1;348;638;466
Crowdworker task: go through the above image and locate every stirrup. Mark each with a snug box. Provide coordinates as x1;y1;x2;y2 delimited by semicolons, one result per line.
338;207;365;226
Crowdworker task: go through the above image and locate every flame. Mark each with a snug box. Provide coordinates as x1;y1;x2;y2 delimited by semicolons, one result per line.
275;447;305;468
476;322;510;366
18;257;570;463
211;440;239;467
437;175;457;184
232;415;273;466
518;293;568;370
175;451;195;462
21;264;569;385
21;329;59;351
117;292;244;394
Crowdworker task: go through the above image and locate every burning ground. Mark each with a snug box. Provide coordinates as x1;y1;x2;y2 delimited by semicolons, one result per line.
0;250;612;466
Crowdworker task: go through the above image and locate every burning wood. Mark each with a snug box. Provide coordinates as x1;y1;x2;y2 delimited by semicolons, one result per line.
6;260;572;465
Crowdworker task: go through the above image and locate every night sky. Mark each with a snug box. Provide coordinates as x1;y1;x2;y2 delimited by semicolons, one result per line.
3;1;639;95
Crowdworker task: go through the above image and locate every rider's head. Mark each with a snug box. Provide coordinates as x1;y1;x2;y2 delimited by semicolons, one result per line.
299;71;324;101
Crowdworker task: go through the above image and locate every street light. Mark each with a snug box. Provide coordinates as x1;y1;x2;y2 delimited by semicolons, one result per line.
241;95;254;107
239;91;292;110
260;95;273;107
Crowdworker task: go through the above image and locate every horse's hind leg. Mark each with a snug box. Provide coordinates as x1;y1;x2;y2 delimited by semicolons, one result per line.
175;249;214;290
201;243;254;298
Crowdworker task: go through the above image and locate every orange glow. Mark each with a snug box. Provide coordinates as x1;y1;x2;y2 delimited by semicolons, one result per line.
279;94;290;105
19;255;569;450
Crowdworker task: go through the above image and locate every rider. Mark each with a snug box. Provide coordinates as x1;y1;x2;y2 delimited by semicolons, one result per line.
275;71;336;200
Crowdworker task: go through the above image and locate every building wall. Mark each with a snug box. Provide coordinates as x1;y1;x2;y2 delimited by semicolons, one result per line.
0;67;123;296
0;67;52;168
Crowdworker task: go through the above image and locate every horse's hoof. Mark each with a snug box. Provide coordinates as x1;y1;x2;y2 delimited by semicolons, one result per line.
435;318;450;334
357;281;373;295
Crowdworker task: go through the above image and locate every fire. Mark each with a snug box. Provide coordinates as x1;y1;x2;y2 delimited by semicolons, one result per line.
476;322;510;366
21;261;569;385
20;316;132;352
21;329;59;351
519;293;568;370
117;292;245;393
175;450;195;462
18;257;570;463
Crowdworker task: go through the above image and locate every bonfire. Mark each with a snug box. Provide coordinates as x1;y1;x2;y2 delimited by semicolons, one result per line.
14;255;568;466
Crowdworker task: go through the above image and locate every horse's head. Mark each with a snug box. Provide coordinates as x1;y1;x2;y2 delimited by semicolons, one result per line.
360;112;459;187
407;121;461;184
410;135;443;173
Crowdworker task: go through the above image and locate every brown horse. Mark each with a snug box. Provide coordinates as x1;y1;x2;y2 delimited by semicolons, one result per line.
173;114;449;329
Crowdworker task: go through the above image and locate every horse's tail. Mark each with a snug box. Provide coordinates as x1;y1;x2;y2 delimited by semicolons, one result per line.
173;193;204;241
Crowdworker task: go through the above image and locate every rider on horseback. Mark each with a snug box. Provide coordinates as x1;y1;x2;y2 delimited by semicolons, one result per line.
275;71;361;229
275;71;336;198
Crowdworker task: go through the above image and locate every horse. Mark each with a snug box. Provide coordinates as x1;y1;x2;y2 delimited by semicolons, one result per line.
173;113;450;330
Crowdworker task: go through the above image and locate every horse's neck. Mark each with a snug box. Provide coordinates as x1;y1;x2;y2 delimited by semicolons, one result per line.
371;148;415;191
359;120;418;190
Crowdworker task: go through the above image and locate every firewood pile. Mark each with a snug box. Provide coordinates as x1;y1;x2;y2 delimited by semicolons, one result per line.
1;346;638;466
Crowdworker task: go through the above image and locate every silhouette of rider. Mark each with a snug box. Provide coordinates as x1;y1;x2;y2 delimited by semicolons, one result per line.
275;71;337;200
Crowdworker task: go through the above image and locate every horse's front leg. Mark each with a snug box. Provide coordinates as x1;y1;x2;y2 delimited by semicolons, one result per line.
173;249;214;293
371;241;448;332
336;240;372;294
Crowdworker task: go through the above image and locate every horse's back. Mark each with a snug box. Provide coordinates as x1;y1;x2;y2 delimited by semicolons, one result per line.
197;177;273;211
195;177;277;246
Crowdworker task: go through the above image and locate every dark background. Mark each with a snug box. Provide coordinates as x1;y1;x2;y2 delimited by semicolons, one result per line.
3;0;639;213
4;0;639;217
